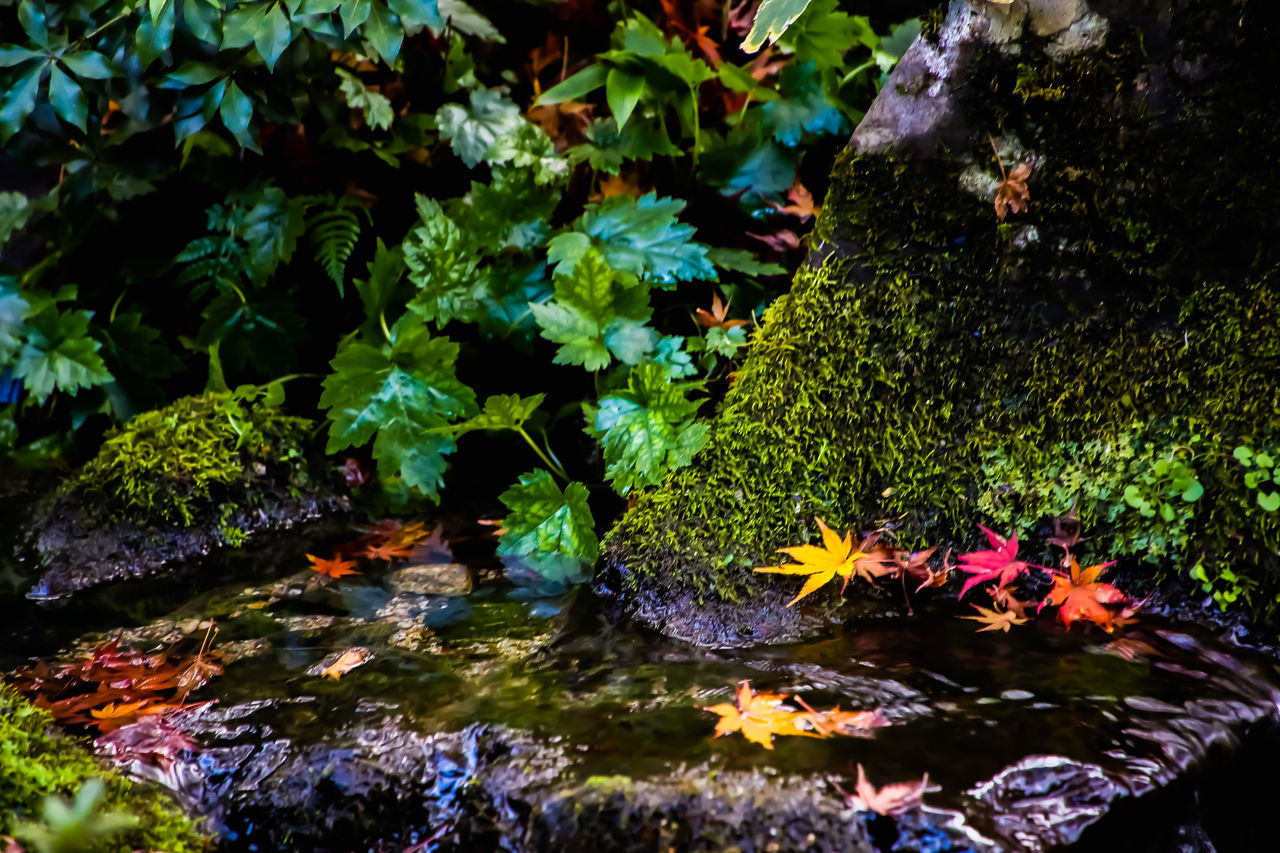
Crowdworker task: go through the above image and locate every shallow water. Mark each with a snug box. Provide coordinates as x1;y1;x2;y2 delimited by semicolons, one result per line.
4;520;1280;852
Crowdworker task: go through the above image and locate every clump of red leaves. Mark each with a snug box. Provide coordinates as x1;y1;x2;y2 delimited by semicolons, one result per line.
306;518;447;580
7;630;222;734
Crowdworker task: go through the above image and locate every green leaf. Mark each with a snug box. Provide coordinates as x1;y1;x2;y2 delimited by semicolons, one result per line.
0;279;28;363
388;0;443;29
546;193;716;288
319;320;477;501
308;195;370;293
0;62;46;140
1259;491;1280;512
605;68;645;130
535;64;609;106
455;393;544;433
530;249;654;370
18;0;49;48
482;122;569;186
256;2;294;70
48;65;88;133
0;192;32;251
436;88;524;168
340;0;373;35
336;68;393;130
742;0;812;53
13;305;112;402
219;80;257;150
183;0;222;44
652;335;697;379
497;469;598;563
0;46;41;67
363;2;404;65
404;194;483;325
1233;445;1254;465
1257;452;1274;468
432;0;499;41
136;3;178;68
1180;480;1204;502
353;238;406;326
61;52;116;80
591;362;707;494
706;247;786;276
780;0;861;69
705;324;747;358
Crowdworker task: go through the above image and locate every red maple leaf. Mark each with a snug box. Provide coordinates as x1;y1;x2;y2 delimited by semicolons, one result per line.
957;525;1030;598
306;553;361;578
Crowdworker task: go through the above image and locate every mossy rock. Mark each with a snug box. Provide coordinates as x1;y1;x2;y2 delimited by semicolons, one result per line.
603;0;1280;644
0;687;205;852
25;392;348;597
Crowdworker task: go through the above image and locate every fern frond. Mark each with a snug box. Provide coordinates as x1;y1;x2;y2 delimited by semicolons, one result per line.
306;196;371;296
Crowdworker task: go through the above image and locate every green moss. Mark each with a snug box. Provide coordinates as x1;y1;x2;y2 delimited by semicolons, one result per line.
69;392;313;529
606;0;1280;620
0;687;205;852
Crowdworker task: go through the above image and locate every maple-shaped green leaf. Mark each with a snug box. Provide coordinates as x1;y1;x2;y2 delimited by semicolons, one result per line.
436;88;524;168
591;362;708;494
483;122;569;186
497;468;598;563
336;68;393;131
530;249;656;370
704;324;748;358
779;0;865;70
319;318;477;501
706;247;786;277
454;393;544;434
742;0;812;53
546;193;716;288
762;62;847;146
404;194;484;325
0;277;29;363
13;304;112;402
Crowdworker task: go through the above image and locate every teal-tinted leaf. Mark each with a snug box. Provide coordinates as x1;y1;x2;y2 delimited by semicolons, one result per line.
0;46;41;67
389;0;444;29
432;0;496;40
256;2;294;69
150;0;171;21
319;321;477;500
530;248;653;370
699;124;798;200
336;68;393;130
546;192;716;287
136;2;177;68
591;362;707;494
482;122;569;186
363;2;403;65
603;318;658;365
436;88;524;168
652;335;697;378
304;0;344;12
0;278;28;362
48;65;88;133
781;0;861;69
353;238;406;327
762;61;846;145
13;307;113;402
18;0;48;48
742;0;811;52
497;469;598;563
219;80;256;150
605;68;644;130
455;393;544;433
0;62;46;140
340;0;373;34
162;62;221;88
535;64;608;105
706;247;786;276
222;4;268;49
183;0;222;44
704;324;747;357
62;52;116;80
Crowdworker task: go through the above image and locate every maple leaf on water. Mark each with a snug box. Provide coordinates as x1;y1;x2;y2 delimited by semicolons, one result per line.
839;764;940;817
360;541;414;561
957;525;1030;598
754;517;871;606
96;715;198;771
89;701;175;733
793;697;886;736
695;294;749;330
318;647;375;680
306;553;361;578
703;681;810;749
1039;557;1129;630
960;603;1030;633
851;534;900;587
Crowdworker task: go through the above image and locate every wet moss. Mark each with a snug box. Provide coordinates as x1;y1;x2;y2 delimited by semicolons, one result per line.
68;392;315;530
0;687;205;852
606;0;1280;620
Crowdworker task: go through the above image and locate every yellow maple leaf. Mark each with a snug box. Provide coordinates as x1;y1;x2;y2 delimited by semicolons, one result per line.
960;603;1030;632
754;517;869;606
703;681;811;749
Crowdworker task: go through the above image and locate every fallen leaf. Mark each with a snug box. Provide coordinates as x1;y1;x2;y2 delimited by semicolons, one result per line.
840;763;939;817
771;180;819;222
306;553;362;578
1039;557;1128;630
360;541;414;561
703;681;810;749
957;525;1031;598
960;603;1030;633
746;229;801;252
754;517;870;606
319;647;375;680
994;162;1031;221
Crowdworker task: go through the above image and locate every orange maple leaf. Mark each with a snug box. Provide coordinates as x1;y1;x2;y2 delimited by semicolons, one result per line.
1038;557;1128;630
989;134;1031;221
754;517;871;606
89;700;175;732
703;681;811;749
960;603;1030;633
793;697;886;736
360;541;414;561
694;294;748;330
840;764;939;817
320;647;374;680
306;553;361;578
771;180;820;222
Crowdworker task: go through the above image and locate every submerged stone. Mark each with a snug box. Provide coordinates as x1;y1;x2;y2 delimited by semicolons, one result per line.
388;562;473;597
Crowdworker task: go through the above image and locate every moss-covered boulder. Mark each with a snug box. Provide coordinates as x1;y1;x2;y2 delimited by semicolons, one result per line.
604;0;1280;644
0;687;205;852
26;392;347;598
